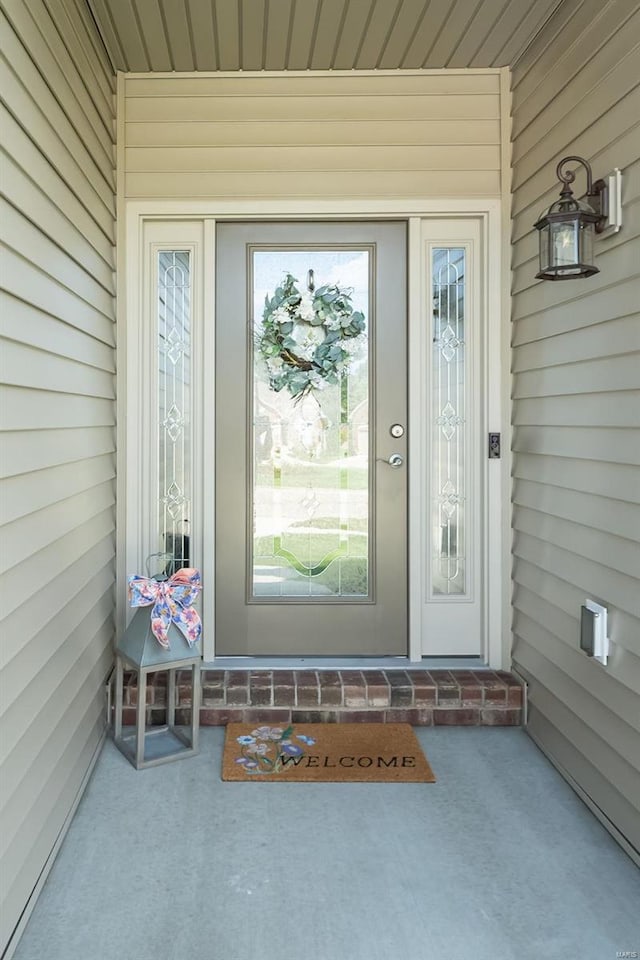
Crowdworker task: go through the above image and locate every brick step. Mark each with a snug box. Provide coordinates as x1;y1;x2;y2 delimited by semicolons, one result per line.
118;669;523;727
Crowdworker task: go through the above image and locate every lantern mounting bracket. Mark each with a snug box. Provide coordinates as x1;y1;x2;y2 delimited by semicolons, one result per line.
556;156;608;233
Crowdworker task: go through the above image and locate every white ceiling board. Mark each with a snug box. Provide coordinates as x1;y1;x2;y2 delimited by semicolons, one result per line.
241;0;266;71
496;0;568;67
446;0;514;69
108;0;150;70
287;0;322;70
378;0;431;70
134;0;171;70
467;0;531;68
355;0;403;69
86;0;571;72
159;0;195;70
400;0;451;68
186;0;218;70
427;0;495;68
309;0;349;70
213;0;240;70
263;0;293;71
86;0;128;70
332;0;374;70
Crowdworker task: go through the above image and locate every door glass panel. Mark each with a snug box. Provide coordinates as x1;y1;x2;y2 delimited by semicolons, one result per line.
431;247;466;596
158;251;191;575
251;249;370;600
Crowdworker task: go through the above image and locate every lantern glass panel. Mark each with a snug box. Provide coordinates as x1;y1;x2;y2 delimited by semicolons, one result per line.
579;219;595;268
550;219;579;273
538;224;551;273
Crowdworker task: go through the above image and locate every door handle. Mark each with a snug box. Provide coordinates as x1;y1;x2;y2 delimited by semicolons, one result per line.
378;453;404;468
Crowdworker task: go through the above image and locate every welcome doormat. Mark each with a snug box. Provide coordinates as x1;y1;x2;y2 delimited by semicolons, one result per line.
222;723;436;782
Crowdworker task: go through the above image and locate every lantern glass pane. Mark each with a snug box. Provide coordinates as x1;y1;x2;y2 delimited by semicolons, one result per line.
579;220;595;267
158;251;191;576
550;219;579;270
539;224;551;272
431;247;466;597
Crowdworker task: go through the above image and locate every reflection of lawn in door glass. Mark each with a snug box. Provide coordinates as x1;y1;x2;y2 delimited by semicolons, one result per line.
289;516;368;532
316;557;368;596
254;543;368;596
254;531;366;562
254;460;368;489
254;508;369;596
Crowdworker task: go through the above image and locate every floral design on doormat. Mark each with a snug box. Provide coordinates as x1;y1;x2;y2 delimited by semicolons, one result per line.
235;725;316;775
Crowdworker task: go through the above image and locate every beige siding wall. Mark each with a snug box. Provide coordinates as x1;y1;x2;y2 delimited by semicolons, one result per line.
123;71;502;200
0;0;116;949
511;0;640;856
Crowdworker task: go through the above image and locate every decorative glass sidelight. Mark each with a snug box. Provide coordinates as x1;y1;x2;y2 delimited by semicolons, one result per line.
432;247;466;596
251;249;371;599
158;251;191;576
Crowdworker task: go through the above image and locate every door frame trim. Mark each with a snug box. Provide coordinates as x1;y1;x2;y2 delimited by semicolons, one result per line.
119;198;509;667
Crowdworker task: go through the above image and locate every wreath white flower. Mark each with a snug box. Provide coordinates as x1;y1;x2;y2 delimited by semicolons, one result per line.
257;273;365;401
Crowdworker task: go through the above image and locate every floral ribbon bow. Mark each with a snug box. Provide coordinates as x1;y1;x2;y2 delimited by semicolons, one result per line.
127;568;202;649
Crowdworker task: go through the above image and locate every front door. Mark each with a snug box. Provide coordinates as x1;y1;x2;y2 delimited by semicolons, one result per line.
215;222;406;656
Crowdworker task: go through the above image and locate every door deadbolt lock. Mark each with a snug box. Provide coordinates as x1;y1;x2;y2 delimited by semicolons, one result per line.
390;423;405;438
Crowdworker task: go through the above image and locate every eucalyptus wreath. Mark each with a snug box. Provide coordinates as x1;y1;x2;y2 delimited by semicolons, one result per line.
257;272;365;401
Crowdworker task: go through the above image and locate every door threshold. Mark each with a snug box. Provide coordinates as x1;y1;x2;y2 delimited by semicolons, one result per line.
204;656;488;670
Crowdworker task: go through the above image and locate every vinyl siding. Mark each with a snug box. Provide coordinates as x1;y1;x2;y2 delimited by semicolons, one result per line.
122;71;503;200
0;0;116;951
510;0;640;857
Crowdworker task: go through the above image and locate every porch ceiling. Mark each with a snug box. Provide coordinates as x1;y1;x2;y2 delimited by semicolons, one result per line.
86;0;566;73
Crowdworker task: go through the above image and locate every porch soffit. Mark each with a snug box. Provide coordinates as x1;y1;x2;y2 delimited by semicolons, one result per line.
85;0;567;74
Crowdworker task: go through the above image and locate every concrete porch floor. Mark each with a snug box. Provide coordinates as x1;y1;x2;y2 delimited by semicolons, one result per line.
12;727;639;960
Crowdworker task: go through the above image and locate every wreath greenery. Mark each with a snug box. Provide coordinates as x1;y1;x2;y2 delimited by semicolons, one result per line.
257;272;365;401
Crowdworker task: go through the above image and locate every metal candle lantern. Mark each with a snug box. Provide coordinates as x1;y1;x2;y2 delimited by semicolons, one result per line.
113;566;202;769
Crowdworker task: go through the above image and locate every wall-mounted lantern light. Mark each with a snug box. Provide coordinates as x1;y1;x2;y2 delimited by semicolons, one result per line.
534;156;622;281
